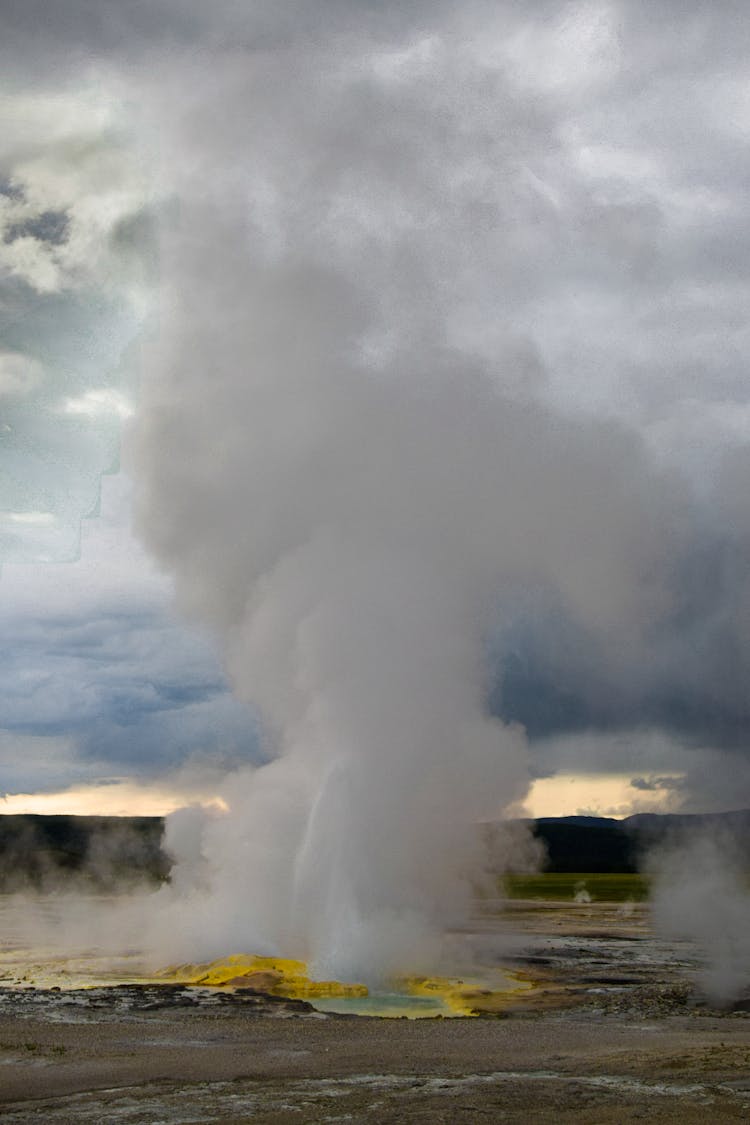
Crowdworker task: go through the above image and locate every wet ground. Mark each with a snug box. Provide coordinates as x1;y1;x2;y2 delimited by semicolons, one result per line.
1;897;749;1121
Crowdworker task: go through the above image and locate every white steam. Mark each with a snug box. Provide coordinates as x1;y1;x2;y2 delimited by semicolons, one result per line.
651;834;750;1007
129;15;685;979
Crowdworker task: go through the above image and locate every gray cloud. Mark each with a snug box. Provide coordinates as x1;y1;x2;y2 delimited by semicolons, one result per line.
0;586;260;789
0;468;261;795
5;208;70;246
630;776;686;793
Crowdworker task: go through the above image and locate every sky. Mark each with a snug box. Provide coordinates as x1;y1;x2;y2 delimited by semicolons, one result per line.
2;2;750;820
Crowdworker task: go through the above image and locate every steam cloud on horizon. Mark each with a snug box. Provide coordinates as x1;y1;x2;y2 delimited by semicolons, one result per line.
4;4;750;979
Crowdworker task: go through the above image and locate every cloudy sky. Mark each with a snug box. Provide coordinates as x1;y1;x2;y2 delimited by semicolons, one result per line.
2;2;750;819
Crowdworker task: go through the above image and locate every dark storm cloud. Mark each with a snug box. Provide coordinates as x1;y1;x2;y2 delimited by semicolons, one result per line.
5;209;70;246
492;511;750;753
493;454;750;763
0;0;459;79
0;601;261;783
631;776;685;792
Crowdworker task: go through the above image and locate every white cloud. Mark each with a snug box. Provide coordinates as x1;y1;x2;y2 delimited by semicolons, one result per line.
484;1;620;95
0;77;154;562
62;388;134;419
3;511;55;525
0;81;151;298
0;473;168;612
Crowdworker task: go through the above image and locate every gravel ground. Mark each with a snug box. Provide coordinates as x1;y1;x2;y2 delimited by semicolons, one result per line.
1;898;749;1122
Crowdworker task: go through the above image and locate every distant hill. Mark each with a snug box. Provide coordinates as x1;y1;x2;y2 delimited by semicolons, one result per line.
1;809;749;889
531;810;750;873
0;814;168;891
531;817;637;873
624;808;750;838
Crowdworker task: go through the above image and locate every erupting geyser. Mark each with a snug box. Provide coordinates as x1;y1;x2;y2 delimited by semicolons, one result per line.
131;13;680;982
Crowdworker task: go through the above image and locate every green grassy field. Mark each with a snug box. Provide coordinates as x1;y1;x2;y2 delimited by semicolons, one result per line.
505;872;651;902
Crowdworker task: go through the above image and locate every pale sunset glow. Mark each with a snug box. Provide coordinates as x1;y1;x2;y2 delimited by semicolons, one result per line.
524;773;685;820
1;782;227;819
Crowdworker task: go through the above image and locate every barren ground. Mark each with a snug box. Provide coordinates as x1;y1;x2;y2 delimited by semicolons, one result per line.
1;898;749;1122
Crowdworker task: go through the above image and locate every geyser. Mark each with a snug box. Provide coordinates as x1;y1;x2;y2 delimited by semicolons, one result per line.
131;10;683;981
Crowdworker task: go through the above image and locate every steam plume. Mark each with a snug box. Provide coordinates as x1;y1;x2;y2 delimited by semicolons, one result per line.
651;833;750;1007
131;16;685;978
